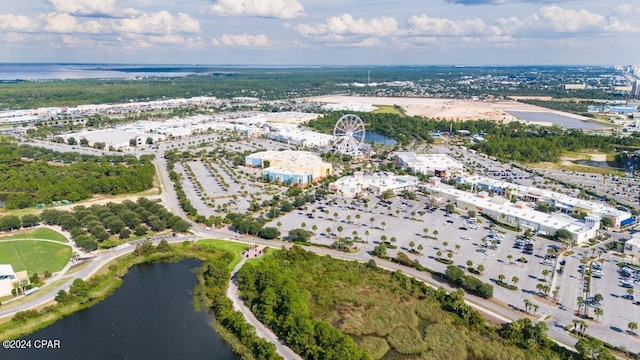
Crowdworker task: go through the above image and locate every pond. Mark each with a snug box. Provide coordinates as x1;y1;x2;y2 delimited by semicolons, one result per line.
365;130;397;145
5;259;239;360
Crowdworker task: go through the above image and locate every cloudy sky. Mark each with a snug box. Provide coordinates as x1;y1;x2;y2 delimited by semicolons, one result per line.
0;0;638;65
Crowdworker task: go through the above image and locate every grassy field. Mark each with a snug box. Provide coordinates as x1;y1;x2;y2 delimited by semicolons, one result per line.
0;228;67;243
245;247;279;267
0;241;71;274
372;104;406;116
195;239;250;270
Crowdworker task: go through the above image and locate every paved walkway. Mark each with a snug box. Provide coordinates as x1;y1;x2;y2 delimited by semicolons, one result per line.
227;248;301;360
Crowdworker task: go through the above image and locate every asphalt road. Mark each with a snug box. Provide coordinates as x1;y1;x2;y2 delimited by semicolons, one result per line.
7;138;638;355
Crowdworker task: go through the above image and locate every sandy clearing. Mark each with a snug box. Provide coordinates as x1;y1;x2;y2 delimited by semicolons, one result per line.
307;95;589;123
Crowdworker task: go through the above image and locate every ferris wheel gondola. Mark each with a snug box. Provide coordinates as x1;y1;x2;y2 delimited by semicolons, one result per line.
333;114;365;156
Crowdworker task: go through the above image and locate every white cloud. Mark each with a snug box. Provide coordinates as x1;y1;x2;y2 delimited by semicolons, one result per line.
500;6;638;36
0;14;39;32
210;0;304;19
409;15;501;37
48;0;140;18
295;14;401;37
42;13;84;33
212;34;273;47
116;11;200;35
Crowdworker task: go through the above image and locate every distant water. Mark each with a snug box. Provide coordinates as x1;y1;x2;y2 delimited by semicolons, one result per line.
365;130;397;145
5;259;239;360
507;110;608;129
0;64;198;80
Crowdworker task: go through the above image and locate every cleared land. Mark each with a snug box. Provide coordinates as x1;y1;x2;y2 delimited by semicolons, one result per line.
0;241;71;274
308;95;591;123
0;228;67;243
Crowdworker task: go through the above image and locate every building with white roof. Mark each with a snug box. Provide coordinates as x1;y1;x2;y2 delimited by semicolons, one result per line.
330;171;419;198
625;235;640;259
321;103;378;112
0;264;17;297
422;179;600;243
245;150;332;186
60;129;166;150
459;175;634;229
396;152;464;178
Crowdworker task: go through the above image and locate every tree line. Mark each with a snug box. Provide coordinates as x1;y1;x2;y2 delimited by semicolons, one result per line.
38;198;190;251
0;142;155;209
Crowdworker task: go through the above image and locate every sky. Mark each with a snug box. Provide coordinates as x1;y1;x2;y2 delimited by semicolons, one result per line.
0;0;638;65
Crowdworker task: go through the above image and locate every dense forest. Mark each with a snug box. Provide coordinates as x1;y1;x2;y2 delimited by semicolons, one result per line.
0;66;625;110
237;246;601;360
36;198;190;251
309;112;640;164
0;142;155;209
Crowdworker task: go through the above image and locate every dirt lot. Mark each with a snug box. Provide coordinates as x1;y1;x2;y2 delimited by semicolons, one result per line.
307;95;579;123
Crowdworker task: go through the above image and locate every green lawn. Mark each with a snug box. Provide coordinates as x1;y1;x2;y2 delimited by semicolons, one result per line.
0;241;72;274
196;239;250;270
372;104;406;116
0;228;68;243
246;247;280;267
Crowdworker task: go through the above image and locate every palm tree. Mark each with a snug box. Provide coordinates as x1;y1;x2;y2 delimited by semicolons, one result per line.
312;224;318;234
337;225;344;238
594;293;603;304
352;230;358;240
381;235;387;243
532;304;539;315
333;212;338;221
436;250;442;258
381;221;386;230
507;254;513;265
433;229;439;238
628;322;638;335
541;269;550;282
467;260;473;268
579;320;588;334
594;307;603;322
498;274;506;283
577;296;584;313
417;244;424;254
301;222;306;229
455;244;461;254
277;221;282;227
346;215;352;224
370;217;375;227
572;319;580;334
409;241;415;250
326;227;331;238
447;252;453;260
390;237;397;247
355;214;361;225
477;264;485;274
364;230;369;242
512;276;519;287
443;241;449;251
523;299;531;313
552;286;560;300
627;288;635;299
423;228;429;238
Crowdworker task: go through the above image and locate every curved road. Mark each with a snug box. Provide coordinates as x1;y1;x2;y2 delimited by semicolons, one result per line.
2;138;599;357
227;257;301;360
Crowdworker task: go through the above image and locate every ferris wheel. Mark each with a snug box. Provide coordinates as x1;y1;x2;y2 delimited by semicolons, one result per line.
333;114;366;156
